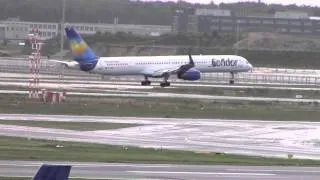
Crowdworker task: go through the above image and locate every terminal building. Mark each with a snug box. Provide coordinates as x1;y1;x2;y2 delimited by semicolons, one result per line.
0;17;58;41
172;8;320;35
65;22;170;36
0;17;171;42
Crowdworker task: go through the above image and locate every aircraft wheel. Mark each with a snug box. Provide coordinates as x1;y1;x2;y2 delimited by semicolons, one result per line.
141;81;151;86
160;82;170;87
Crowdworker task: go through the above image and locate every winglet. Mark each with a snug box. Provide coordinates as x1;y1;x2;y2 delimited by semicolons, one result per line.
32;164;72;180
188;53;194;65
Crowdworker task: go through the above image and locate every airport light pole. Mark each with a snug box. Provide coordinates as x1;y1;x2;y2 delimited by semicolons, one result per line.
59;0;66;89
60;0;66;59
236;20;240;55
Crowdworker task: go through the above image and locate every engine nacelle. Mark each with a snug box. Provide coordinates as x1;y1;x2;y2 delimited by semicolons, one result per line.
79;61;98;71
178;68;201;81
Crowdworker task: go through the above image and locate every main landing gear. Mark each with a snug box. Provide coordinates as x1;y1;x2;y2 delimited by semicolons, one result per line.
160;82;170;87
160;73;170;87
141;74;171;87
141;76;151;86
229;72;235;84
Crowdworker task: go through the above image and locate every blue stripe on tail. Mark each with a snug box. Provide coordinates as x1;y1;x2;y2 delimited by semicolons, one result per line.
32;164;72;180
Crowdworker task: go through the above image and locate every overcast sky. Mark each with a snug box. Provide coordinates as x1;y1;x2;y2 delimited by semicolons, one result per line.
142;0;320;7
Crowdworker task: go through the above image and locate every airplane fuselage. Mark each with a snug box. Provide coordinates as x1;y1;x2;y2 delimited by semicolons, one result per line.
92;55;252;76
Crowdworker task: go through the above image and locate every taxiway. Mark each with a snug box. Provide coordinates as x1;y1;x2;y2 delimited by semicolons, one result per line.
0;160;319;180
0;114;319;159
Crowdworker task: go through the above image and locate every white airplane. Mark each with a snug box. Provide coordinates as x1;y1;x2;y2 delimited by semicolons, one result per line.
52;26;253;87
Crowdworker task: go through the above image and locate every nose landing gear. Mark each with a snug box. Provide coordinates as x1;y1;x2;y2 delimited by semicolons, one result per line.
229;72;235;84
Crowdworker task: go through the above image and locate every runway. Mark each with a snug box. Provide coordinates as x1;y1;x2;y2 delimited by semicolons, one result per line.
2;72;320;91
0;160;319;180
0;71;320;106
1;89;320;105
0;60;319;179
0;114;319;160
0;71;319;105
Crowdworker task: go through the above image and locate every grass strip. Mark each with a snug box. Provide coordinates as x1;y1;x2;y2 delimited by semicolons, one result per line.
0;120;138;131
0;136;319;166
1;95;320;121
0;178;111;180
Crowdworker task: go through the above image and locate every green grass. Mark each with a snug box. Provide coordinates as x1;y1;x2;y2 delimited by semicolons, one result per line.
0;136;319;166
0;178;110;180
0;178;27;180
3;83;320;99
0;120;139;131
1;95;320;121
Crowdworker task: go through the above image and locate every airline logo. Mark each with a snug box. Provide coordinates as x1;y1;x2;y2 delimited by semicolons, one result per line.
69;39;88;56
212;59;238;67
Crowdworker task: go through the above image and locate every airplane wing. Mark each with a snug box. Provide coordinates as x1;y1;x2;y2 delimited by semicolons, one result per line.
141;65;182;77
49;59;68;64
49;59;79;68
141;54;195;77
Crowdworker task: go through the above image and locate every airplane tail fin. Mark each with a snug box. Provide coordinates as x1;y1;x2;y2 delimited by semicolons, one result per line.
32;164;72;180
65;26;98;63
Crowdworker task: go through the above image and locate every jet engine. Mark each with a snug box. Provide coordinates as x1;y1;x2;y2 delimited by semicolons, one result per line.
79;61;98;71
178;68;201;81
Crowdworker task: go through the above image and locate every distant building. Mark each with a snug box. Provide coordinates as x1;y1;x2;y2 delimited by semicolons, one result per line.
65;23;170;36
29;22;58;40
172;9;320;36
0;17;171;42
195;9;231;17
1;17;29;40
274;11;309;19
172;8;195;33
0;17;58;41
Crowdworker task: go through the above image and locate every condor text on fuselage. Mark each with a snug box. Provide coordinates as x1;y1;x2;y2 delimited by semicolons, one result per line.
212;58;238;67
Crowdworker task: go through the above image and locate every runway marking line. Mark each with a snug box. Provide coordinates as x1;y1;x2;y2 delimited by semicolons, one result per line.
0;176;150;180
227;169;320;173
0;163;172;168
128;170;276;176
